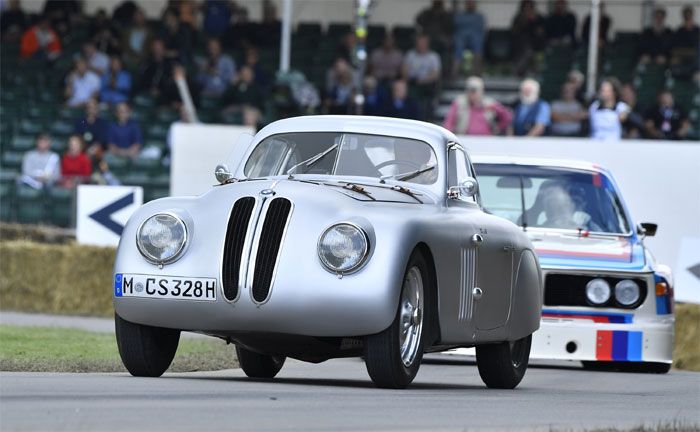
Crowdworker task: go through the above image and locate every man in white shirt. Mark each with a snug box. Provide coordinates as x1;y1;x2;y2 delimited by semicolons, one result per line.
402;34;441;120
82;41;110;75
20;133;60;189
65;58;101;108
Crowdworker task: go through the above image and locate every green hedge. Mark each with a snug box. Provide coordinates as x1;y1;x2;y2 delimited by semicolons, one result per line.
0;239;698;371
0;240;115;316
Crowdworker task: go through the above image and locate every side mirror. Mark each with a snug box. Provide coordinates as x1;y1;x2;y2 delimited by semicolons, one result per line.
448;177;479;200
214;164;235;184
638;222;658;237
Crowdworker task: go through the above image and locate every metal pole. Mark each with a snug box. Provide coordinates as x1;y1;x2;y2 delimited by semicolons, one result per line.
280;0;293;73
586;0;600;99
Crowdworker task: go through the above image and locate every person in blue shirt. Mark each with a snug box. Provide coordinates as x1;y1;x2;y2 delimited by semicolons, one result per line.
510;78;551;136
453;0;486;76
381;79;419;120
74;98;109;151
100;56;132;105
107;102;142;159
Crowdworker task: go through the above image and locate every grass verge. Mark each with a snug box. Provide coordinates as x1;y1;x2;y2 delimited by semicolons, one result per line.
0;325;238;373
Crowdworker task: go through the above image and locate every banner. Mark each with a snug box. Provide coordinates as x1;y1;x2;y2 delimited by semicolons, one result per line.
76;185;143;247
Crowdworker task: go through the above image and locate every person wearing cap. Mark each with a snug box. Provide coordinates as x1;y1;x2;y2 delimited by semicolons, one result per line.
443;76;512;136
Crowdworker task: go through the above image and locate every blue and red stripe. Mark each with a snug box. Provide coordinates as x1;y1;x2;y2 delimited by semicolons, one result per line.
596;330;643;361
542;309;633;324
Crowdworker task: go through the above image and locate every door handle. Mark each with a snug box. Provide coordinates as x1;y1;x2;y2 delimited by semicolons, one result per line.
471;234;484;245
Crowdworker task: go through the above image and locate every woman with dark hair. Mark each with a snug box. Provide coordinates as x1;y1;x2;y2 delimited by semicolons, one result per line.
588;80;630;141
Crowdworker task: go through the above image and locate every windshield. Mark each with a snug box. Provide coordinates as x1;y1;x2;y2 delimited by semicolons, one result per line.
475;164;630;234
244;132;438;185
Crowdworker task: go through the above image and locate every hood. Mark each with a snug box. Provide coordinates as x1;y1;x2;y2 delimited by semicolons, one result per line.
528;231;647;271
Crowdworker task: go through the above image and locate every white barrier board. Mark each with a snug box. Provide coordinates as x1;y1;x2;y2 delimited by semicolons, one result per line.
170;123;254;197
462;136;700;304
77;185;143;247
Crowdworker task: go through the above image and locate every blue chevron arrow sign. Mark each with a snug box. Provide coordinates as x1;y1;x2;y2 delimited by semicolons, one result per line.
88;192;134;236
77;185;143;247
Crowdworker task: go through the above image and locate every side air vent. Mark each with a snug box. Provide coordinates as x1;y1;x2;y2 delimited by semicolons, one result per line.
222;197;255;301
252;198;292;303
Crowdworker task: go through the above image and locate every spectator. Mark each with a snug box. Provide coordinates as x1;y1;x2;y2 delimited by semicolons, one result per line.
100;56;132;105
638;8;673;65
443;76;512;136
91;11;122;56
112;1;138;28
1;0;27;41
203;0;233;37
644;89;690;140
370;35;403;82
545;0;577;46
160;8;194;64
20;14;61;60
59;135;92;188
566;69;587;105
336;31;357;63
402;34;441;120
381;79;419;120
453;0;485;77
65;58;101;108
511;78;551;137
510;0;546;76
582;2;611;47
671;6;700;65
222;65;264;111
107;102;143;159
74;99;110;151
19;133;60;189
42;0;80;39
416;0;452;55
362;76;386;116
197;37;236;98
82;41;109;75
137;39;178;106
324;58;357;115
243;47;270;90
588;80;630;141
619;83;645;138
550;82;587;137
122;8;151;62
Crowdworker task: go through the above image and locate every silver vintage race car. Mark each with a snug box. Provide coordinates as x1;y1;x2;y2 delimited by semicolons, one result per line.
113;116;543;389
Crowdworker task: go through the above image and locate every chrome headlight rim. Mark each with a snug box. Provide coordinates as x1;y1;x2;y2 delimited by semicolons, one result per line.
317;222;370;274
135;212;189;265
614;279;641;307
585;277;611;306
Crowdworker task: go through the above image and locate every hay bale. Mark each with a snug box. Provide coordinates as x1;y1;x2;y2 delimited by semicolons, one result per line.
674;303;700;371
0;240;115;316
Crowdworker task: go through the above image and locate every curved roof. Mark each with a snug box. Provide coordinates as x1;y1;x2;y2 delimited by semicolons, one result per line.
255;115;458;148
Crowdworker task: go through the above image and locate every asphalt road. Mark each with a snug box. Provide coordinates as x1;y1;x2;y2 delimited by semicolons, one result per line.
1;356;699;432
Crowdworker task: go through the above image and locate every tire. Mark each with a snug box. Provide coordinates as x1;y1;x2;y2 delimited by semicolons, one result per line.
115;313;180;377
476;334;532;389
582;361;671;374
236;346;286;378
364;250;431;389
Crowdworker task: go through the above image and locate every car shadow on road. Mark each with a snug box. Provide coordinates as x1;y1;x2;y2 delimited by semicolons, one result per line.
423;356;585;372
160;375;482;390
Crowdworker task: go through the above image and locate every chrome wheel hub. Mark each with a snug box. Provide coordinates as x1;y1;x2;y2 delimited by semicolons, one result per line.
399;266;424;367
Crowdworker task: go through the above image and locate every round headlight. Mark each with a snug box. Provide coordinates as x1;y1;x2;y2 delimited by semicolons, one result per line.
318;223;369;273
615;279;640;306
585;278;611;305
136;213;188;264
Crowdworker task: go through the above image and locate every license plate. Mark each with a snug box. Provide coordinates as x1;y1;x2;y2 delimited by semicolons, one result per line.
114;274;217;301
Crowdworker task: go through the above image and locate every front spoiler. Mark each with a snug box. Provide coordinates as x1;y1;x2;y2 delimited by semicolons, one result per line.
530;319;673;363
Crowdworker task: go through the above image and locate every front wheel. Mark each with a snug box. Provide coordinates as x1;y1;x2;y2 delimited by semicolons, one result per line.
364;251;431;389
235;346;286;378
115;313;180;377
476;334;532;389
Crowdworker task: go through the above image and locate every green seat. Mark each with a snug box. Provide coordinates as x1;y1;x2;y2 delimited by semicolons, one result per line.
144;186;169;202
48;187;74;227
50;120;75;137
0;183;13;221
2;151;24;170
120;172;151;187
16;185;45;224
18;119;44;136
133;94;157;109
146;123;169;141
132;157;160;172
155;110;179;123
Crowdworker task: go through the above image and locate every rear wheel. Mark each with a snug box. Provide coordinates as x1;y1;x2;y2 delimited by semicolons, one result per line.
364;251;430;389
582;361;671;374
236;346;286;378
115;313;180;377
476;334;532;389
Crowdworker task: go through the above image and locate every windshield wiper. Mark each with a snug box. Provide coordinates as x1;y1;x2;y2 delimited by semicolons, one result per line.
380;164;436;183
286;143;338;177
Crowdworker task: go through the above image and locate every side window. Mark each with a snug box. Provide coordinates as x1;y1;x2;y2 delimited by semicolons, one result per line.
447;143;477;204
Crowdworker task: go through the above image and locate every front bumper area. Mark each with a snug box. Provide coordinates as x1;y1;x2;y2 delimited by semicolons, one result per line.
531;318;673;364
